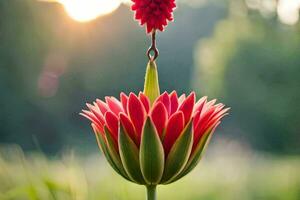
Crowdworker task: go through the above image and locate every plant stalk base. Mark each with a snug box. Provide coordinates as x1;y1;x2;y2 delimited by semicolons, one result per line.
146;185;157;200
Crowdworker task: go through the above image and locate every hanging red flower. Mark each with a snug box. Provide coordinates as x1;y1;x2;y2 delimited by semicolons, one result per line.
131;0;177;33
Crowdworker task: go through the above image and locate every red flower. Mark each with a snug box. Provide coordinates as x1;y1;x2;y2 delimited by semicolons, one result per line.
81;91;229;184
131;0;177;33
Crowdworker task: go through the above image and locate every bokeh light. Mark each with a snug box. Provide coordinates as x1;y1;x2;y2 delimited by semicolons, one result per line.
277;0;300;25
59;0;121;22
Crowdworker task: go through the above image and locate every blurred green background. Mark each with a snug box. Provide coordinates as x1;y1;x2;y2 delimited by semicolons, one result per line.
0;0;300;199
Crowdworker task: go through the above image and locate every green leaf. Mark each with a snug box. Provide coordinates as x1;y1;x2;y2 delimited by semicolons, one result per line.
103;127;130;180
161;121;194;184
95;132;131;181
169;129;213;183
118;124;145;184
143;60;160;105
140;117;165;185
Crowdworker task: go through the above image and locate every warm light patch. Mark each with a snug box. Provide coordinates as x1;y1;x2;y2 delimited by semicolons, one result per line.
59;0;121;22
277;0;300;25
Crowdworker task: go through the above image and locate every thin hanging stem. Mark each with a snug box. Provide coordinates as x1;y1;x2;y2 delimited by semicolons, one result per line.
146;185;157;200
147;30;159;61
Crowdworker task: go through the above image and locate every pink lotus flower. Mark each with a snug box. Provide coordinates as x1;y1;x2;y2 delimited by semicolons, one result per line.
81;90;229;184
131;0;176;33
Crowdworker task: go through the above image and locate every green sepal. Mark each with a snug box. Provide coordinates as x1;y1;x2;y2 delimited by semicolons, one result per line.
103;127;130;178
118;124;145;184
169;129;213;183
95;132;131;181
161;121;194;184
140;117;165;185
143;60;160;105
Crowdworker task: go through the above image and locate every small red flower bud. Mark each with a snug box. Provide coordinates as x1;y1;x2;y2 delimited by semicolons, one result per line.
131;0;177;33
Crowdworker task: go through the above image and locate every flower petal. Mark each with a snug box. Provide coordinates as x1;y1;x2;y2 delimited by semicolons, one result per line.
118;124;145;184
106;97;123;115
120;113;138;145
194;96;207;115
193;111;200;130
91;123;105;139
178;94;186;104
96;99;109;115
173;122;219;183
140;117;165;184
178;92;195;125
156;92;171;115
93;124;131;181
201;99;217;115
120;92;128;114
170;91;179;115
86;103;105;126
128;93;146;144
139;92;150;113
163;111;184;156
151;102;168;138
194;108;215;135
161;121;193;183
80;110;103;132
200;108;230;135
105;111;119;142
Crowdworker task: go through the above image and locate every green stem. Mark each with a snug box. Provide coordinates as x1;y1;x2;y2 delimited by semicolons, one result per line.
146;185;157;200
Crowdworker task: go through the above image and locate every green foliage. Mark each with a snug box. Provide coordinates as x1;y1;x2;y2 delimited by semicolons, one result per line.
193;0;300;153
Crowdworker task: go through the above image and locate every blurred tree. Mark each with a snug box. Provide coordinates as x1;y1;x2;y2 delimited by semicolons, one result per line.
193;0;300;153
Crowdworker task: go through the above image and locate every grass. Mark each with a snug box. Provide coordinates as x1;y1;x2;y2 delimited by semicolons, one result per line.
0;143;299;200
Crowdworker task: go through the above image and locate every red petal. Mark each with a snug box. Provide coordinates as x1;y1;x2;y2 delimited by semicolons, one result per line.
201;108;229;132
104;111;119;142
192;121;220;153
201;99;217;115
156;92;171;115
194;106;229;144
128;93;146;143
178;94;186;104
96;99;109;115
151;102;168;138
139;92;150;113
194;96;207;115
169;91;179;115
120;113;138;145
193;111;200;130
120;92;128;114
195;107;216;134
163;111;184;156
86;103;105;126
81;110;101;126
178;92;195;125
105;97;123;115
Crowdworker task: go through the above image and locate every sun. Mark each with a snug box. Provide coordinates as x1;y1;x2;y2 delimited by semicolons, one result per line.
59;0;121;22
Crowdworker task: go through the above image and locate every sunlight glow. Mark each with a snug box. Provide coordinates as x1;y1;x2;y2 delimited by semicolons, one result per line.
59;0;121;22
277;0;300;25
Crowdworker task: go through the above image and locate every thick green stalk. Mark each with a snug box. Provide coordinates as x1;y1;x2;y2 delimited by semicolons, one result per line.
143;60;160;105
146;185;157;200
